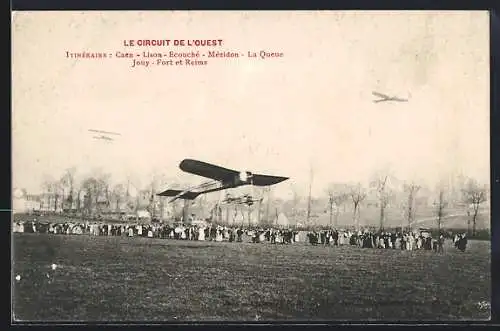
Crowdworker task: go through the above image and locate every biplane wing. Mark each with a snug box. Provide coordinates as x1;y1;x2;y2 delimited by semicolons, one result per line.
156;189;200;200
88;129;121;136
179;159;239;181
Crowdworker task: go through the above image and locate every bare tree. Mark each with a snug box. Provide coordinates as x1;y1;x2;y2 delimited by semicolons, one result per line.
112;184;126;213
81;176;98;217
58;179;66;210
326;183;348;227
378;177;391;231
124;177;135;213
155;175;171;221
288;183;302;224
307;166;314;226
403;182;421;231
461;178;488;237
369;174;392;231
348;183;367;230
434;184;448;235
41;175;63;213
263;187;272;226
60;167;76;211
51;180;62;213
41;176;55;211
146;177;157;219
79;171;111;217
75;182;83;213
124;175;141;216
98;173;112;210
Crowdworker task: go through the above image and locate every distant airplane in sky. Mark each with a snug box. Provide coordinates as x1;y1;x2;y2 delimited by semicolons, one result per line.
88;128;121;142
372;91;409;103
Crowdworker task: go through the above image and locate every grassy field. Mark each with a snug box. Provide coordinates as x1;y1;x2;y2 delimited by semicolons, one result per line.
12;233;491;322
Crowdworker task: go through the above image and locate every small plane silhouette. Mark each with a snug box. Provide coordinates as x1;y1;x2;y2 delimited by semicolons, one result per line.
372;91;409;103
223;193;263;206
88;129;120;142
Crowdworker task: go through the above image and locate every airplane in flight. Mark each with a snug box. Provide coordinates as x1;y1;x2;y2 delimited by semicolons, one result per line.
222;193;263;206
157;159;289;203
372;91;409;103
88;129;121;142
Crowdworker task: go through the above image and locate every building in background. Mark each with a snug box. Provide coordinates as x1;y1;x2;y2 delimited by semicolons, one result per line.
13;188;41;214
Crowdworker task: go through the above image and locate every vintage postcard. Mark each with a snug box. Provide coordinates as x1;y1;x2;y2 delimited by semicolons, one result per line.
11;11;490;321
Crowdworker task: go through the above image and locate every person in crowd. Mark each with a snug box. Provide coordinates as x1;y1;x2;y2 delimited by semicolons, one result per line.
236;228;243;242
457;233;468;252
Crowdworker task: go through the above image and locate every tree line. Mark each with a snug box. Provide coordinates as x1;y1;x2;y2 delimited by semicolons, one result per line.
39;168;177;220
34;168;489;237
320;172;488;237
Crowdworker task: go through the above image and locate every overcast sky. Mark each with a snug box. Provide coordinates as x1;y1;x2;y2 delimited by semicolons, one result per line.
12;11;489;199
